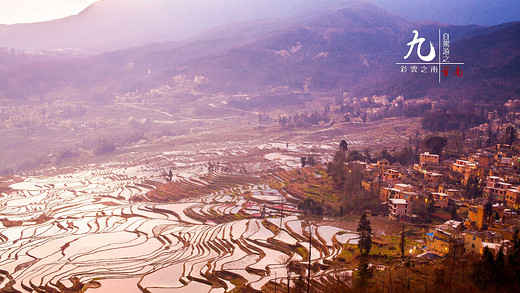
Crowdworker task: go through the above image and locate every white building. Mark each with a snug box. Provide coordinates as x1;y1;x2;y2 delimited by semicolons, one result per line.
389;198;410;219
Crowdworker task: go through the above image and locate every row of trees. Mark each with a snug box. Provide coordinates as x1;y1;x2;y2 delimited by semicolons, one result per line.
327;147;381;213
278;111;329;128
348;229;520;292
328;135;458;168
422;109;486;132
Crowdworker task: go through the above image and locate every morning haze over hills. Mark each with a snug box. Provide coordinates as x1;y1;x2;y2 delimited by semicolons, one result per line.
0;0;518;172
0;0;518;102
0;0;340;51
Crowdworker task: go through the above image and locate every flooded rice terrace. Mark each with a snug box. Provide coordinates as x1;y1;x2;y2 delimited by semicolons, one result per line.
0;141;360;292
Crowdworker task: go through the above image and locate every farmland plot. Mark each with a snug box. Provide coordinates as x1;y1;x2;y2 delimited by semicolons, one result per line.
1;123;411;293
0;162;358;292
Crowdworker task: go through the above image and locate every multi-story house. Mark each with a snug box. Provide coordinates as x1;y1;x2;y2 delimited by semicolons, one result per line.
420;152;439;167
505;187;520;209
464;229;503;255
486;176;512;201
424;172;442;185
426;220;464;255
383;169;401;182
431;192;450;209
389;198;410;219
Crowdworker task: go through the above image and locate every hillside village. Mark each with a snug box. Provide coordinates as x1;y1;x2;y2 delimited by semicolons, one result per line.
355;136;520;260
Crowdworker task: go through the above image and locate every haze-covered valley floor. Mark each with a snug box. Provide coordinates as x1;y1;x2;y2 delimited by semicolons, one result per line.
0;114;419;292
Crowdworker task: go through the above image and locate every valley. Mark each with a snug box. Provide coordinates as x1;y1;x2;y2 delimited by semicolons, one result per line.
0;115;419;292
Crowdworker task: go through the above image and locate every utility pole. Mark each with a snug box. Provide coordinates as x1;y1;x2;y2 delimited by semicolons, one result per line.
280;193;285;229
275;273;277;293
307;224;312;293
287;271;290;293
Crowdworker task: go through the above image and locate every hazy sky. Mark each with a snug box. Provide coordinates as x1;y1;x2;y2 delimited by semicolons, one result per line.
369;0;519;26
0;0;99;25
0;0;518;26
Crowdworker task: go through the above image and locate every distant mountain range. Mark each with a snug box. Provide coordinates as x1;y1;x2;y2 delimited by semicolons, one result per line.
0;1;518;102
173;2;520;100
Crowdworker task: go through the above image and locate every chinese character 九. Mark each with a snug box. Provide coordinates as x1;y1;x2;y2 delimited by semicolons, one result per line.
404;30;436;62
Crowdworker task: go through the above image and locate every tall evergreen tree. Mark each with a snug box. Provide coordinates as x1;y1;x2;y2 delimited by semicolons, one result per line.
357;213;372;255
355;256;370;287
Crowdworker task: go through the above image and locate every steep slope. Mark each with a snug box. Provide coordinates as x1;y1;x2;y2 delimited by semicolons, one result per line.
171;2;520;101
174;2;411;93
0;0;341;52
0;17;296;101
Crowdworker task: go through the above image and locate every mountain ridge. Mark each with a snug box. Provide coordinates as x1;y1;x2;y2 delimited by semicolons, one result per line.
0;2;518;103
0;0;342;52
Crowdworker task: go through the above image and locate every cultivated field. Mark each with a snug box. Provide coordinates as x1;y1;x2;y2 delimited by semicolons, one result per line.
0;117;421;292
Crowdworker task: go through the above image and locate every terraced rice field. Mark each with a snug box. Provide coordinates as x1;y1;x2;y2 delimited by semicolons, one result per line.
0;163;357;292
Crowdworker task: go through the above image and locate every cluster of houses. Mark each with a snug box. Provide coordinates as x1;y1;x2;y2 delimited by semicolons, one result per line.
360;148;520;258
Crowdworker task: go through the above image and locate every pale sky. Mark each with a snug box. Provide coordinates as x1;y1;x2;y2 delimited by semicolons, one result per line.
0;0;100;25
0;0;517;26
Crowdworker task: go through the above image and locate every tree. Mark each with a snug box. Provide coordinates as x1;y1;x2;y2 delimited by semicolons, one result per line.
355;256;370;287
424;136;447;155
472;246;508;290
347;150;365;162
363;148;372;163
380;149;394;163
394;146;418;165
298;198;323;216
463;176;483;199
93;140;115;156
307;154;316;166
357;213;372;255
342;162;365;212
339;140;348;152
503;125;517;145
301;156;307;167
327;150;345;186
412;201;430;223
277;255;292;293
427;193;436;217
472;247;495;289
484;201;493;225
507;229;520;282
400;225;405;259
450;205;458;220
